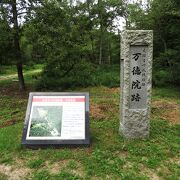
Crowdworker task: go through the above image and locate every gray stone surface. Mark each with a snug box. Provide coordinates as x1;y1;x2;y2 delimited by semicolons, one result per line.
120;30;153;138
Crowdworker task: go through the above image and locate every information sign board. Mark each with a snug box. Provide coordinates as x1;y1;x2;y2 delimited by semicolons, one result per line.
22;92;90;147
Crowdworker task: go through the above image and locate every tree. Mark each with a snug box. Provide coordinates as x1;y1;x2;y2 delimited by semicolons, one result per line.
0;0;40;90
0;5;14;67
90;0;123;64
1;0;126;89
23;1;95;89
126;0;180;86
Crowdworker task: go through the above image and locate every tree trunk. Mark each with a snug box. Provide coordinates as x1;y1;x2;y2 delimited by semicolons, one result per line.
90;36;97;63
99;32;103;65
162;37;175;83
118;29;121;62
108;35;111;64
98;0;103;65
87;1;97;63
17;63;25;90
12;0;25;91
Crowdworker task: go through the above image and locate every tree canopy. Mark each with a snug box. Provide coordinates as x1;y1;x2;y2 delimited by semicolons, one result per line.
0;0;179;89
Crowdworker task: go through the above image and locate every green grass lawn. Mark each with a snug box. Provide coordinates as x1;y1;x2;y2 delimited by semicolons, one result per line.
0;66;179;180
0;64;43;87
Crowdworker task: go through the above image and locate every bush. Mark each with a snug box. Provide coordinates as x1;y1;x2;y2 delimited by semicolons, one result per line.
36;61;120;90
92;65;120;87
37;60;96;90
153;70;169;87
153;49;180;87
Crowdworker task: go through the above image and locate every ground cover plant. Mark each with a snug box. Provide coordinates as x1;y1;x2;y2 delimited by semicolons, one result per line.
0;66;179;180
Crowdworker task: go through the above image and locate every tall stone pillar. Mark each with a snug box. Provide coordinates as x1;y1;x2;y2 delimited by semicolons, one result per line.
120;30;153;138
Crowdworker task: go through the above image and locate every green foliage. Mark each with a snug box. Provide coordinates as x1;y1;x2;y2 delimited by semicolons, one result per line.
126;0;180;87
0;155;13;165
30;123;52;136
1;0;179;87
20;36;33;64
53;171;83;180
0;65;17;75
37;60;95;89
152;87;180;100
37;64;120;90
92;65;120;87
33;170;50;180
0;18;14;65
153;70;169;87
153;49;180;86
28;159;44;169
21;0;122;90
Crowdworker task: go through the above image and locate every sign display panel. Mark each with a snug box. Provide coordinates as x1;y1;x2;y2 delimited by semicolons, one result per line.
22;93;90;147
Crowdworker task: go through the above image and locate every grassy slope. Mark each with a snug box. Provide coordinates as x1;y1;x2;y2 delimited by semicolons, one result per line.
0;66;179;180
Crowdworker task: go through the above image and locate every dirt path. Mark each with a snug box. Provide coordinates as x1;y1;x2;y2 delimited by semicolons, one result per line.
0;69;42;81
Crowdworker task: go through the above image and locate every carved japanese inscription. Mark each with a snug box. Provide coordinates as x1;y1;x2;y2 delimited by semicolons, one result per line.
129;46;148;109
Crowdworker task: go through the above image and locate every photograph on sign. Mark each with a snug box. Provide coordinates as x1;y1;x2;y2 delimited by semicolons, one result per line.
22;93;90;147
28;106;62;138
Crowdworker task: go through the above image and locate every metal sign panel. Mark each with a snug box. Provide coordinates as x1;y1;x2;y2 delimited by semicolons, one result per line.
22;92;90;148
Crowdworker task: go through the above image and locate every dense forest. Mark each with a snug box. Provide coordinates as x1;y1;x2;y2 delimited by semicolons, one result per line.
0;0;180;91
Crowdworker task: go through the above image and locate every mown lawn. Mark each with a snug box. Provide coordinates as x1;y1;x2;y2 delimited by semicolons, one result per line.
0;67;179;180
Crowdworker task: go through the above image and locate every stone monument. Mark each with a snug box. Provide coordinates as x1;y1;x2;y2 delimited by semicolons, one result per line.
120;30;153;138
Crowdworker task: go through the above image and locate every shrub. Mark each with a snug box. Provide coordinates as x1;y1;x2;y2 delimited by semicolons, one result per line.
37;59;95;90
36;62;120;90
153;70;169;87
153;49;180;87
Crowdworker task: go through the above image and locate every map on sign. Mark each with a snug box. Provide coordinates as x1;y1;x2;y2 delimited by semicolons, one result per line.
129;46;148;109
